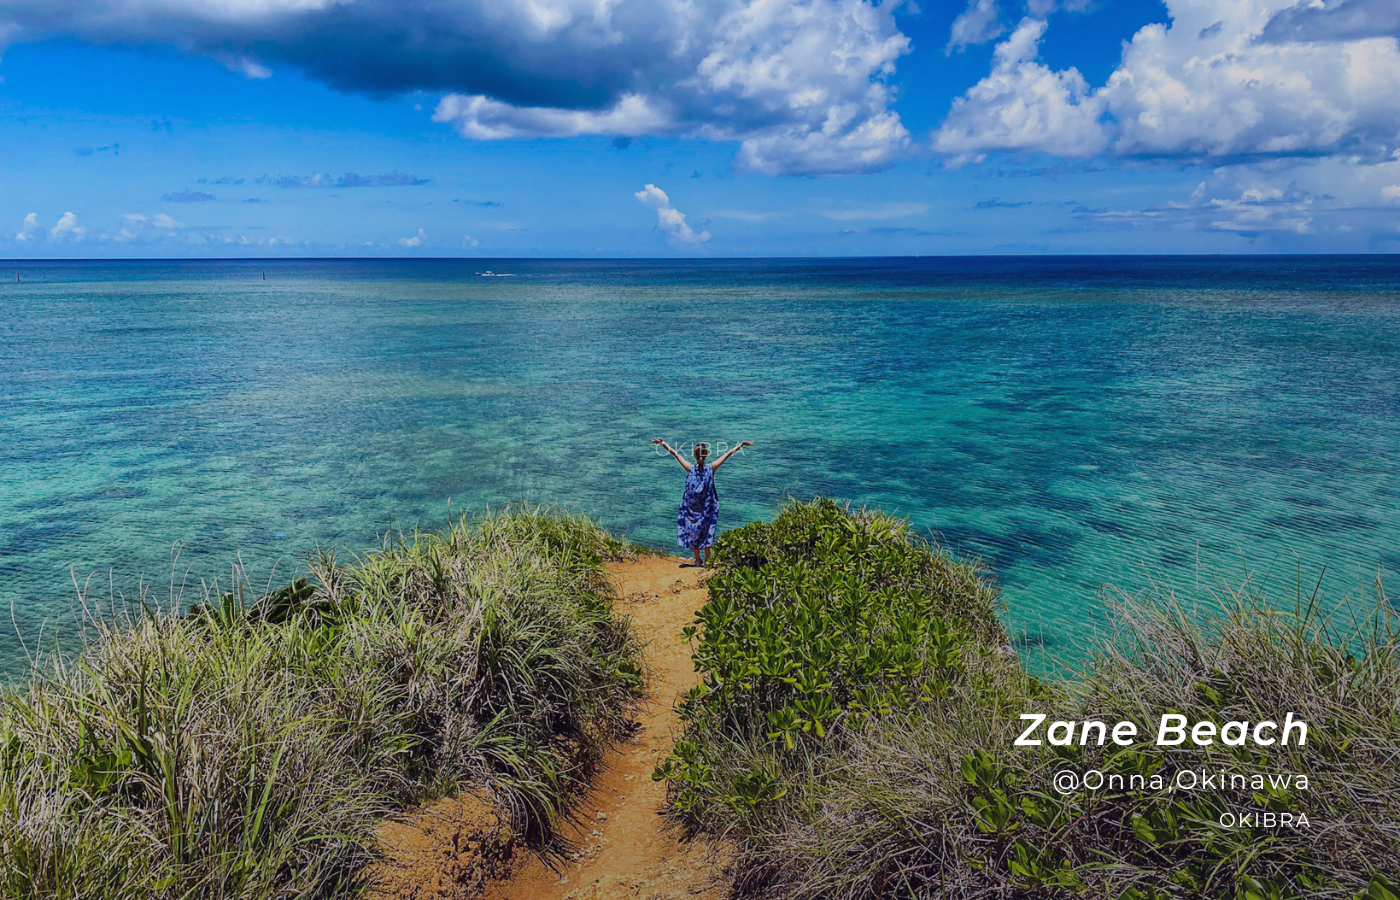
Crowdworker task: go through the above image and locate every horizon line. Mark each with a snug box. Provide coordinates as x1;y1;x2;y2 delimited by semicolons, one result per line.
5;253;1400;263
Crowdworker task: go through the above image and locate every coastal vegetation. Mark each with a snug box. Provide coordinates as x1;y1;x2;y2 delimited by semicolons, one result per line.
0;508;644;899
656;498;1400;900
1;499;1395;900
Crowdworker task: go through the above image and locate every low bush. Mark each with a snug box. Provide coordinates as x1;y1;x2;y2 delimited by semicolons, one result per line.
0;507;643;900
659;499;1400;900
654;498;1023;831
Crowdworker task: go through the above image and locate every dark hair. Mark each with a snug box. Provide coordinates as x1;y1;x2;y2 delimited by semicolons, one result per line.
693;443;709;462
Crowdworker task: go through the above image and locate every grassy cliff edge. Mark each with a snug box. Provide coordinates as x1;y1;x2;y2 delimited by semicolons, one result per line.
657;498;1399;900
0;508;645;899
2;499;1395;900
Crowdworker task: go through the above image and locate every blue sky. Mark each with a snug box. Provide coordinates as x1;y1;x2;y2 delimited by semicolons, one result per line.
2;0;1398;257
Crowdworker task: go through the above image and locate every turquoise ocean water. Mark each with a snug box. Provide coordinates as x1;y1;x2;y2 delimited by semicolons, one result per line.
1;257;1396;675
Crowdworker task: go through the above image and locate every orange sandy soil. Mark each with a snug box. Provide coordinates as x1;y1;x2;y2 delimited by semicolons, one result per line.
367;555;733;900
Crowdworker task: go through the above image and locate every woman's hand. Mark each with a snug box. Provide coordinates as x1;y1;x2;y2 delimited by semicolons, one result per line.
711;440;751;470
654;438;690;470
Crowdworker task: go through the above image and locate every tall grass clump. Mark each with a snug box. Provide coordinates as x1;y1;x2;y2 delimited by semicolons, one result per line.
0;506;643;900
659;499;1400;900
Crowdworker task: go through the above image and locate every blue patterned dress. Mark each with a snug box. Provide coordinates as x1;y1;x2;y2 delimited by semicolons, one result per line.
677;462;718;550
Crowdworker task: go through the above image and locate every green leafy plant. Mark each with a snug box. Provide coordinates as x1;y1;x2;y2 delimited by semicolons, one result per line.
655;498;1017;838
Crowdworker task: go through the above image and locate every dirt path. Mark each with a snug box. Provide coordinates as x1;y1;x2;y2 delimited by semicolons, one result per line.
481;555;730;900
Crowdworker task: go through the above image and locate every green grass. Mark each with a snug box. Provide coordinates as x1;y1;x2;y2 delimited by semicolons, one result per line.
658;498;1400;900
0;507;644;899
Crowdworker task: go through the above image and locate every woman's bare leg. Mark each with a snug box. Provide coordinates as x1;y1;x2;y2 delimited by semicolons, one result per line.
703;546;711;566
692;548;703;566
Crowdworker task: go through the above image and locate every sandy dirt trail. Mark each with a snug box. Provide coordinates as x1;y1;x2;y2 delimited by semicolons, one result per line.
483;555;731;900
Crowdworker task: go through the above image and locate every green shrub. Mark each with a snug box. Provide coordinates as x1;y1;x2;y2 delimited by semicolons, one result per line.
0;507;643;900
654;498;1021;832
658;499;1400;900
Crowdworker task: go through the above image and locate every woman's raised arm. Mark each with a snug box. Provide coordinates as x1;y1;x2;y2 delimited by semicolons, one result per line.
652;438;692;471
711;440;753;470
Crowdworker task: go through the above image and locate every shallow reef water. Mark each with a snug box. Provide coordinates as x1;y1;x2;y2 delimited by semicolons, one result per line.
1;257;1396;674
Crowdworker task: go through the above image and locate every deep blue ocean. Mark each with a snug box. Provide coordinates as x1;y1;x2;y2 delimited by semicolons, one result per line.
2;257;1396;675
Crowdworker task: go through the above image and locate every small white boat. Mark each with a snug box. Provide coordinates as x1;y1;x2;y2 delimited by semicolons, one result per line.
475;270;514;277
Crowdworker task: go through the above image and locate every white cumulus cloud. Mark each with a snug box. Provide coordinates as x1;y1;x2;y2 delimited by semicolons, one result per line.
1076;156;1400;244
1;0;913;176
116;214;149;242
935;18;1107;163
947;0;1004;52
434;93;667;140
49;211;86;242
1082;180;1317;235
1103;0;1400;160
14;212;39;243
114;212;187;242
635;183;709;246
398;228;426;248
935;0;1400;164
684;0;912;175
